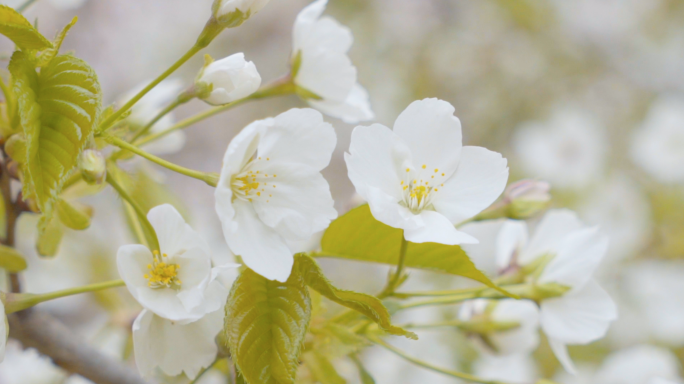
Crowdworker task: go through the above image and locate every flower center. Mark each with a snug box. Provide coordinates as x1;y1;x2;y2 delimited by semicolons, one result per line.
144;250;182;289
401;165;446;213
231;157;277;203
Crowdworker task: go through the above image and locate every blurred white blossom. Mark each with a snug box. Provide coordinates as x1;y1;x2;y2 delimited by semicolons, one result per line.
196;53;261;106
474;353;538;383
593;345;682;384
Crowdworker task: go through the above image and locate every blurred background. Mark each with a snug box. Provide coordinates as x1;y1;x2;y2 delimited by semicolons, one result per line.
1;0;684;383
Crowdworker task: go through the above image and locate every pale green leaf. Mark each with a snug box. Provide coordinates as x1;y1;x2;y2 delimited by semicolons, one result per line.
301;352;346;384
296;254;417;340
10;50;101;225
319;205;504;292
37;16;78;67
55;198;91;230
36;215;64;257
0;244;27;272
4;133;26;163
225;267;311;384
0;5;52;50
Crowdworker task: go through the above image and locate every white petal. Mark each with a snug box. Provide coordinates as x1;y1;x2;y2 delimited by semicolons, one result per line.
495;220;528;271
520;209;584;265
292;0;329;52
251;163;337;241
308;83;374;124
541;280;617;345
364;185;422;232
147;204;211;256
132;309;223;379
296;49;356;102
142;127;186;156
117;244;155;300
403;210;478;245
257;108;336;171
345;123;405;202
296;15;353;54
432;146;509;224
222;200;293;282
549;338;577;375
393;99;463;179
490;299;540;355
459;220;507;276
539;227;608;289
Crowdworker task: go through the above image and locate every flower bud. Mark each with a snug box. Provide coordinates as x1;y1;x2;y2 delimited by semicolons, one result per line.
196;53;261;106
213;0;270;27
504;179;551;219
79;149;106;185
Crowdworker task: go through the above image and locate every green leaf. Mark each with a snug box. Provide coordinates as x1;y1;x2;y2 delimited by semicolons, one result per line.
4;133;27;163
55;198;91;230
0;244;27;272
36;215;64;257
319;205;505;293
296;254;417;340
10;50;102;225
225;267;312;384
0;5;52;51
301;352;346;384
37;16;78;67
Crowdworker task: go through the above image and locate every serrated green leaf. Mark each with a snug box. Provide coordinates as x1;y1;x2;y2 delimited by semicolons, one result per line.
0;5;52;51
37;16;77;67
301;352;346;384
0;244;27;272
225;267;312;384
10;50;101;226
319;205;504;293
55;198;91;230
296;254;417;340
4;133;26;163
36;215;64;257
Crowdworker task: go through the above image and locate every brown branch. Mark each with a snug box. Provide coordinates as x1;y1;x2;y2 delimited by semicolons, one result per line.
8;310;148;384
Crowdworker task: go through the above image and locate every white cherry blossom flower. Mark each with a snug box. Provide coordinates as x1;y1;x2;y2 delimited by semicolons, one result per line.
215;108;337;282
215;0;270;20
594;345;682;384
132;308;224;379
493;211;617;374
0;342;65;383
291;0;374;123
345;98;509;245
630;96;684;184
120;79;186;156
513;107;607;190
196;53;261;106
458;298;540;356
117;204;235;323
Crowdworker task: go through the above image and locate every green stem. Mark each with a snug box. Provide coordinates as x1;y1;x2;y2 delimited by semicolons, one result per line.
133;77;296;148
99;45;203;133
16;0;39;12
105;135;218;187
4;280;125;314
378;236;409;299
129;98;185;144
397;284;532;310
366;335;512;384
106;172;160;252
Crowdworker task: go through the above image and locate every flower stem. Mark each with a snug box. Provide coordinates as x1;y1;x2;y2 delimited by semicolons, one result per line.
397;284;532;310
133;77;296;148
4;280;125;314
378;236;409;299
129;98;185;144
98;44;203;133
366;335;512;384
106;172;161;252
105;135;218;187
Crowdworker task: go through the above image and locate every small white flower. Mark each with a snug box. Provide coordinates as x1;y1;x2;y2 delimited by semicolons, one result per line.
494;211;617;374
120;79;186;156
196;53;261;106
345;98;509;245
513;107;607;190
215;108;337;282
458;298;540;356
0;342;65;383
291;0;374;123
630;96;684;184
117;204;236;323
132;308;224;379
215;0;270;19
594;345;682;384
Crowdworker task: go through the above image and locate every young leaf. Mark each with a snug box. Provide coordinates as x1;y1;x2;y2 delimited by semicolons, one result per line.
319;205;503;292
296;254;417;340
0;5;53;51
37;16;78;67
0;244;27;272
36;216;64;257
301;352;346;384
55;198;91;230
10;51;102;226
225;267;312;384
